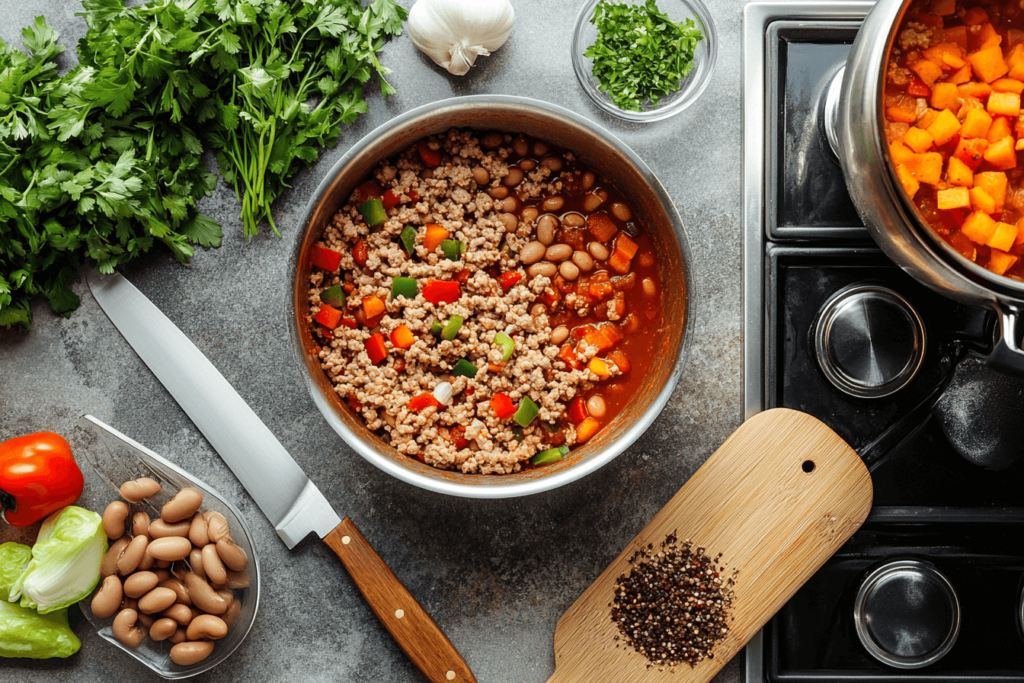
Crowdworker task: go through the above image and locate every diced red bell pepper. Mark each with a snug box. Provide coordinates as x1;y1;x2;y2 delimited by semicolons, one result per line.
408;392;441;412
365;333;388;365
408;190;420;202
559;344;580;369
490;393;517;419
589;280;614;301
353;181;383;203
587;213;619;242
382;189;401;211
615;233;639;259
452;425;469;449
423;279;461;305
348;395;362;411
394;358;406;372
607;349;631;374
457;268;472;284
568;396;588;425
608;251;631;274
312;246;342;271
907;77;932;98
499;272;523;293
418;141;441;167
339;317;358;330
390;324;415;349
314;304;342;330
353;239;368;267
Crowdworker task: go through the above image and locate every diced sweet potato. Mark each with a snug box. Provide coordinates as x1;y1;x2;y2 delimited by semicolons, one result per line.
1010;30;1024;50
911;58;945;87
948;64;973;84
979;23;1002;48
945;25;970;50
991;78;1024;94
937;186;971;210
930;0;955;16
970;186;997;213
903;152;944;185
987;115;1013;142
947;156;974;186
967;44;1009;83
1009;44;1024;68
1016;218;1024;245
961;108;993;138
930;82;960;110
961;210;999;243
926;109;962;145
954;136;989;169
983;136;1017;169
919;109;941;129
963;7;990;25
887;104;919;124
896;164;920;199
988;91;1021;116
903;127;934;153
989;221;1019;251
925;43;964;68
1011;61;1024;81
975;171;1008;210
959;81;993;99
586;213;618;242
891;139;916;165
988;249;1018;275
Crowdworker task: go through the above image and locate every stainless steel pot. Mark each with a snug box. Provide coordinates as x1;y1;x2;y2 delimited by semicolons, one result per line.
289;95;694;498
836;0;1024;373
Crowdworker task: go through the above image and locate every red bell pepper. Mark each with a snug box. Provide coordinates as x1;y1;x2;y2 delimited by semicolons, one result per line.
409;393;441;412
365;333;388;364
498;272;523;293
423;280;461;305
339;316;358;330
353;239;369;267
314;304;343;330
312;246;342;271
418;141;441;167
382;190;401;211
1;432;83;527
906;77;932;98
490;393;517;419
568;397;589;425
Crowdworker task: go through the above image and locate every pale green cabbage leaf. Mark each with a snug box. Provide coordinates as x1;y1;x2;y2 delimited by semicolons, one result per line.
0;543;31;602
0;601;80;659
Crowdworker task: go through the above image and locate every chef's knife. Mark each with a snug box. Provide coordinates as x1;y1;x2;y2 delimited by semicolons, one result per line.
87;269;475;683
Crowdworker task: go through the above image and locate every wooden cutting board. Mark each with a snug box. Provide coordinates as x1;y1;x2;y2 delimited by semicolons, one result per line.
547;408;873;683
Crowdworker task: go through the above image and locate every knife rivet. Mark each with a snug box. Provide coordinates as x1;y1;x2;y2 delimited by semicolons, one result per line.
342;536;351;545
446;671;456;680
395;609;404;619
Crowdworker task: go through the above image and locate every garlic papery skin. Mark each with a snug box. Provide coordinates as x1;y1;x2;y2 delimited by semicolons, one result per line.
408;0;516;76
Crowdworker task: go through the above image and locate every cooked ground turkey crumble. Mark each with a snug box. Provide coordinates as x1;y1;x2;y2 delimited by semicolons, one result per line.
308;129;626;474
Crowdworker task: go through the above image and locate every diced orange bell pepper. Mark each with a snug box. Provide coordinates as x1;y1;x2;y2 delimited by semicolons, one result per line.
926;109;962;145
983;136;1017;170
988;91;1021;117
365;333;388;365
968;44;1009;83
954;137;989;169
975;171;1009;209
911;58;944;87
890;139;916;164
313;304;342;330
970;186;997;213
930;83;960;111
490;393;517;419
408;392;441;413
903;152;944;185
989;222;1019;251
947;156;974;187
896;164;921;199
362;295;386;319
423;224;449;253
389;324;415;349
587;213;619;242
588;358;611;379
937;187;971;210
903;127;934;153
961;108;993;138
576;417;601;443
988;249;1019;275
962;210;999;243
987;116;1013;142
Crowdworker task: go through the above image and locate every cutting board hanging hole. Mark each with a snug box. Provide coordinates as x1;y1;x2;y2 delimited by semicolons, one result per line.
802;460;816;473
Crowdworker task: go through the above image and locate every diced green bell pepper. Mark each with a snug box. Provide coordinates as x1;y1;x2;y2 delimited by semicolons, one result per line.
359;198;388;226
494;332;515;362
513;397;539;427
391;277;418;300
400;225;416;255
429;319;444;335
531;445;569;464
441;315;463;341
452;359;478;378
321;285;346;308
440;239;466;262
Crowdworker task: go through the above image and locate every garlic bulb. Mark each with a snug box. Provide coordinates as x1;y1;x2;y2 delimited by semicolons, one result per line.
408;0;516;76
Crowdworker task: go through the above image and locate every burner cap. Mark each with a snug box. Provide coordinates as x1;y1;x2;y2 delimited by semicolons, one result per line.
813;284;926;399
854;560;960;669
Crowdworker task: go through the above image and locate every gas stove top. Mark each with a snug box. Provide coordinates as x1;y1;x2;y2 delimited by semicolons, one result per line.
743;3;1024;681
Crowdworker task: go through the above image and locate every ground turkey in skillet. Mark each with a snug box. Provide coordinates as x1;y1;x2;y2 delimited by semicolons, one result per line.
309;129;619;474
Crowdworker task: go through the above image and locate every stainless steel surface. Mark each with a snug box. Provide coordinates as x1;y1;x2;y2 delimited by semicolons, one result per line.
837;0;1024;373
853;559;960;669
741;3;874;680
823;65;845;159
813;284;925;398
86;269;342;548
291;95;694;499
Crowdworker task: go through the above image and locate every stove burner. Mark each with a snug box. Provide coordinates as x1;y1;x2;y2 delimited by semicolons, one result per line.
854;560;961;669
813;284;927;399
823;65;845;159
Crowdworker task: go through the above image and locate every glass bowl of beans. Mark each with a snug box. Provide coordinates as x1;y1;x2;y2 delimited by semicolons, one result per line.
571;0;718;122
70;416;260;679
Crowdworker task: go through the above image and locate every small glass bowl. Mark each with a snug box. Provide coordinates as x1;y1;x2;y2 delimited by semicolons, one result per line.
571;0;718;122
69;416;260;679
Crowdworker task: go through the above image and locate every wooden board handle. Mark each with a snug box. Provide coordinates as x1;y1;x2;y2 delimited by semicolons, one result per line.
324;518;476;683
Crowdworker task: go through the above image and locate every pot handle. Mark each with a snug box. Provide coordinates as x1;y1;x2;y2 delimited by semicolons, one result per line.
987;303;1024;375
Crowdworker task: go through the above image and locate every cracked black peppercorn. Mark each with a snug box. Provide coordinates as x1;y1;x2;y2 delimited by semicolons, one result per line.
610;531;737;669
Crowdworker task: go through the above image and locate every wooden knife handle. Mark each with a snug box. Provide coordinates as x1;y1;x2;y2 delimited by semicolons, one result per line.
324;518;476;683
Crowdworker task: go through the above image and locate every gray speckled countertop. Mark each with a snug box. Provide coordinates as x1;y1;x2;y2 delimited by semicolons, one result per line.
0;1;743;681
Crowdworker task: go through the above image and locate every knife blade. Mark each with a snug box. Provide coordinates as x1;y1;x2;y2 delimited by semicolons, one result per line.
87;268;475;683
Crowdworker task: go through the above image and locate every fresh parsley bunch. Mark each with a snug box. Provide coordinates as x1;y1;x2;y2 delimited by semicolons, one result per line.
585;0;704;112
77;0;408;240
